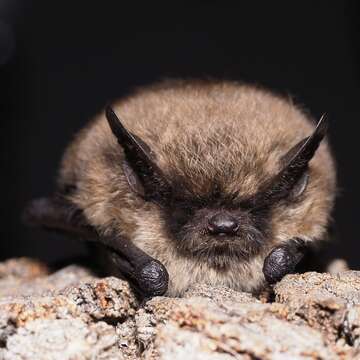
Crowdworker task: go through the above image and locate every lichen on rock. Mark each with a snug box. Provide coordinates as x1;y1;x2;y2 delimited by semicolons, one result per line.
0;258;359;359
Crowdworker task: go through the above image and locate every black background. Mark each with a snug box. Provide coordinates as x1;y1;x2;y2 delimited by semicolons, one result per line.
1;1;359;267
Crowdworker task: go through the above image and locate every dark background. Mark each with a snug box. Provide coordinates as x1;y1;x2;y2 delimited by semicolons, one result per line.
1;1;359;267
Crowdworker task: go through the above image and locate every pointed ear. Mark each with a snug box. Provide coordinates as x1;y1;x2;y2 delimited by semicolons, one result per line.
105;106;172;204
282;115;328;169
256;115;328;206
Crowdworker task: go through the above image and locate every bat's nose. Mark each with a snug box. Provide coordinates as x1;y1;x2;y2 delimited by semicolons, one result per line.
207;213;239;235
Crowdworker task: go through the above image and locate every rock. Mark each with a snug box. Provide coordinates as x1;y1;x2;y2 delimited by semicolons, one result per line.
0;258;359;359
274;271;360;308
342;305;360;348
140;298;338;360
0;258;50;298
0;260;139;360
327;259;350;275
2;319;121;360
0;258;49;280
0;264;93;298
183;284;259;305
62;276;139;322
274;271;360;350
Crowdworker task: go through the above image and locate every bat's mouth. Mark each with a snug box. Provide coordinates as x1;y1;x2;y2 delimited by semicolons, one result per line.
169;211;266;262
190;235;261;261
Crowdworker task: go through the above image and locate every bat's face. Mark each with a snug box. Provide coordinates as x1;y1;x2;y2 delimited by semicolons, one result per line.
106;107;330;267
163;187;270;265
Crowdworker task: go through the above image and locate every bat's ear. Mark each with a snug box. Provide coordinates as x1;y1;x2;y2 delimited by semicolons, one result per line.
281;115;328;169
256;116;328;206
105;106;172;204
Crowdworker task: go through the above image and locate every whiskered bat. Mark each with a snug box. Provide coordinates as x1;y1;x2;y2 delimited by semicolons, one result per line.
24;80;336;297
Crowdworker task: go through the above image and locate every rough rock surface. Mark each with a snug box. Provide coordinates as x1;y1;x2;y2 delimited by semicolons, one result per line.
0;258;359;359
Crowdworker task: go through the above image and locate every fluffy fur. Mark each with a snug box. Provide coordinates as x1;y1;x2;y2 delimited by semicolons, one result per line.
58;79;336;296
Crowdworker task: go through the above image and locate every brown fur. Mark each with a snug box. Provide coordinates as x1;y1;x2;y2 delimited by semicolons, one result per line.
58;79;336;296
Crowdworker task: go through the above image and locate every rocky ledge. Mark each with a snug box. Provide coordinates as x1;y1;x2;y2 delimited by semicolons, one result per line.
0;258;359;359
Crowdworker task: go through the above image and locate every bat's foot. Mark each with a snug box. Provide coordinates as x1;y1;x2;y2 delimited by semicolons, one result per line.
109;250;169;298
263;240;305;284
135;260;169;297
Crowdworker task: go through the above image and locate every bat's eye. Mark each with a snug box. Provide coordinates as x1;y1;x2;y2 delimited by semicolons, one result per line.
291;172;309;198
122;160;145;197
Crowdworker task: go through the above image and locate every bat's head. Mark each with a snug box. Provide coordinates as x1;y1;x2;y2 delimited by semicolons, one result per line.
106;106;334;269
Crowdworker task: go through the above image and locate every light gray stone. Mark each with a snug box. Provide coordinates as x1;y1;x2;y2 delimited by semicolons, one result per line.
0;258;359;359
3;318;121;360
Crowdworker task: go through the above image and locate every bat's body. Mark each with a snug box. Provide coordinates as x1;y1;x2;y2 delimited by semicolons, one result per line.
25;80;336;297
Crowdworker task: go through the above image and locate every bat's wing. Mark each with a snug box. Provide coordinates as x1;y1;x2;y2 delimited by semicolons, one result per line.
23;196;97;241
23;195;169;297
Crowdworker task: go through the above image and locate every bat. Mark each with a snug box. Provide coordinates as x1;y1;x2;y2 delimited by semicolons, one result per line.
23;79;336;297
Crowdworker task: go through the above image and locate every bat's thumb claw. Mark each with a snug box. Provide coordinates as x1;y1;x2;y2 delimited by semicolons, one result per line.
137;260;169;297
